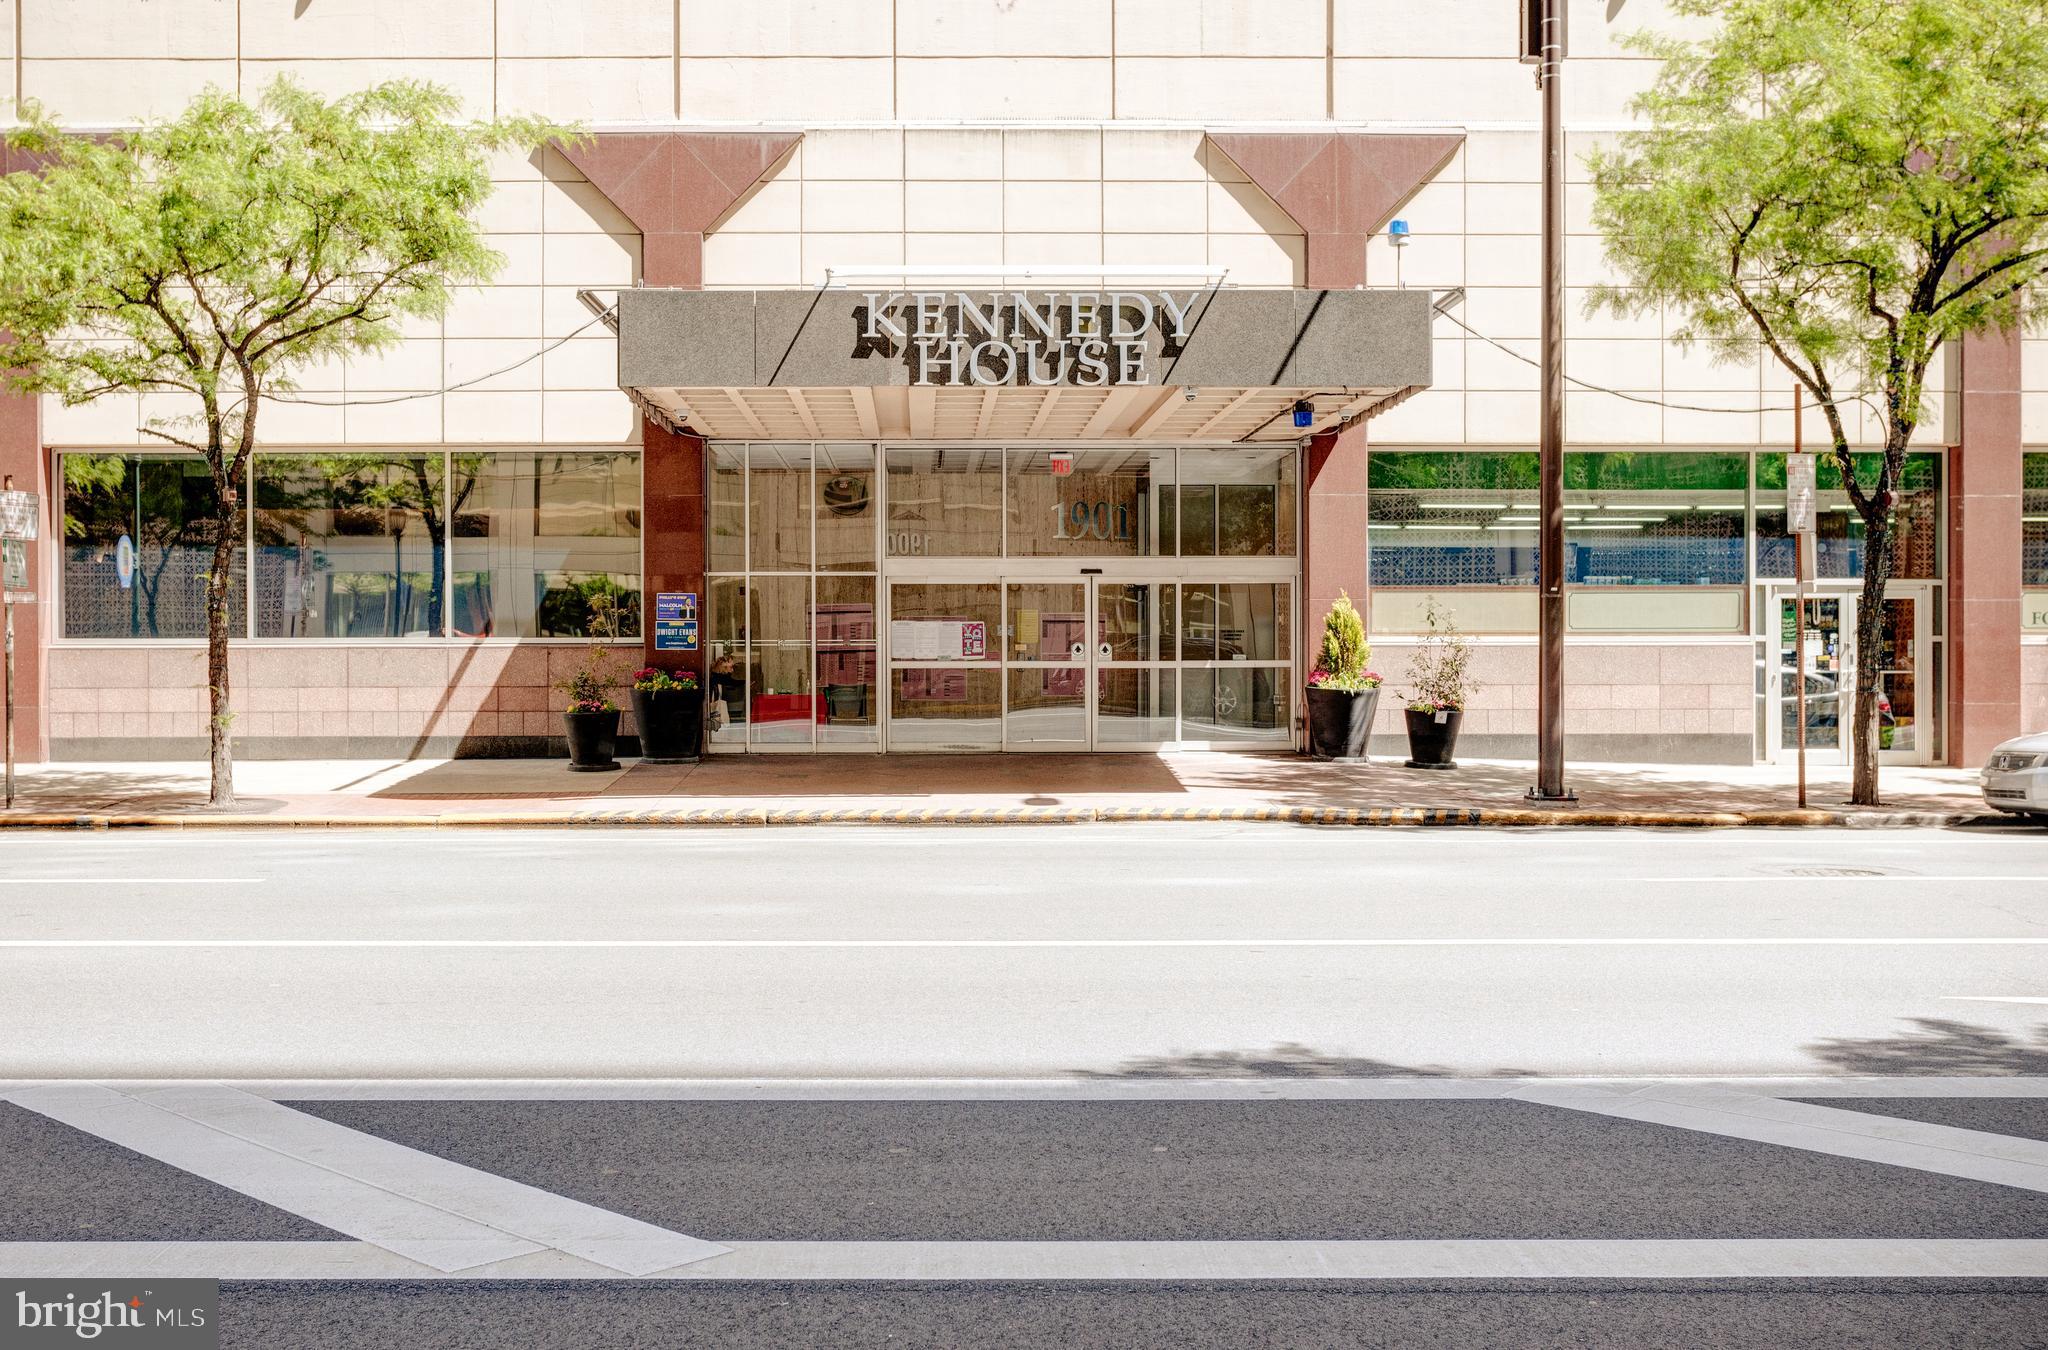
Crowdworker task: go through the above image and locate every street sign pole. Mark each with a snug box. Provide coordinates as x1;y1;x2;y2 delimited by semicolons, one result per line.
1787;392;1817;812
1525;0;1573;801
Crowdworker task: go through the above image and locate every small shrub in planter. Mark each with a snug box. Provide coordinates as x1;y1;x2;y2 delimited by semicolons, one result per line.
1304;593;1383;760
554;595;627;772
631;666;702;764
1400;600;1478;770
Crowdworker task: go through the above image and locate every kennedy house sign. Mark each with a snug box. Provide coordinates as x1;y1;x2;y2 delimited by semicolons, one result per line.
614;286;1436;395
854;291;1200;387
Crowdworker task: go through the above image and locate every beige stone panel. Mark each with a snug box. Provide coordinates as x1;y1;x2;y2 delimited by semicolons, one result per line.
897;58;1113;120
2024;339;2048;394
1566;388;1663;444
24;0;233;58
1467;183;1540;235
1103;182;1206;234
1372;592;1538;635
801;129;905;181
544;286;616;338
481;234;545;287
543;233;641;288
445;339;544;394
904;181;1003;233
1564;288;1662;341
905;232;1002;267
1333;1;1515;57
803;179;905;234
895;0;1109;56
1336;58;1526;121
1003;181;1101;234
2024;391;2048;446
1466;390;1540;442
802;232;905;285
498;0;675;57
496;57;673;122
1463;130;1540;185
238;60;492;114
544;390;640;445
542;338;621;393
1102;129;1207;182
486;148;549;183
1567;132;1624;183
1570;339;1665;391
1118;0;1326;56
680;0;892;55
1662;340;1765;393
717;178;803;235
1565;58;1661;123
445;392;543;444
240;0;490;58
1361;389;1465;444
1004;130;1102;181
1465;338;1537;392
1364;232;1462;288
541;179;639;236
343;340;443;394
700;232;804;288
678;57;892;120
1203;231;1303;287
42;395;142;448
344;393;444;446
1565;232;1629;288
1102;234;1210;271
136;391;206;441
1461;286;1538;343
1002;233;1102;268
1465;233;1541;289
1206;179;1298;238
1116;57;1324;120
22;59;237;122
1396;180;1466;237
252;396;346;446
905;129;1004;180
444;286;544;340
1659;397;1765;448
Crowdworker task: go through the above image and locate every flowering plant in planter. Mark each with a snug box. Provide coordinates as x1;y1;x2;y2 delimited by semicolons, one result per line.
1400;600;1477;712
631;666;699;695
555;659;623;714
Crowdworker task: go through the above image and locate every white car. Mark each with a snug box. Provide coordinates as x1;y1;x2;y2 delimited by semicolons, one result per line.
1980;732;2048;821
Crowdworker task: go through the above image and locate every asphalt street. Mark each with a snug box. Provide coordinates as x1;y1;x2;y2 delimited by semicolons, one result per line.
0;824;2042;1077
1;823;2044;1347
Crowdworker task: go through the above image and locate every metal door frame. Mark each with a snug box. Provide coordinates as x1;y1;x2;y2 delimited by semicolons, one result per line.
1764;581;1935;767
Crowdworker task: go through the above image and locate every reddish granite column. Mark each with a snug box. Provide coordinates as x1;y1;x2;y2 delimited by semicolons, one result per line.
0;387;46;762
1303;424;1371;644
1948;326;2025;766
640;424;707;680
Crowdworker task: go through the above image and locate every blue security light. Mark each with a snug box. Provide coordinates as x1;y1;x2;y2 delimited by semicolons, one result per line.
1388;218;1412;247
1292;399;1315;429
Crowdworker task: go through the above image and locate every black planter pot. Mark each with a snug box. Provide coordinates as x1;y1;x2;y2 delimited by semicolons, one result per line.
1403;707;1463;770
632;687;702;764
562;708;622;772
1305;686;1380;761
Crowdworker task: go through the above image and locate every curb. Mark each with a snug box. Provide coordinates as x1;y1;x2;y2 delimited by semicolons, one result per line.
0;807;2018;831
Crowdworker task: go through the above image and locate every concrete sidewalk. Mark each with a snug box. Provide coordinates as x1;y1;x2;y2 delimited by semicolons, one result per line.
0;752;2009;829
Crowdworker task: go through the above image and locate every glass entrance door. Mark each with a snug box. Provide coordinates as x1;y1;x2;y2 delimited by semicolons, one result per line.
1768;587;1932;766
1002;578;1180;750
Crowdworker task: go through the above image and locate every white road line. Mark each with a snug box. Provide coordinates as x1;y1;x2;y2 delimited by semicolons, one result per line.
1516;1085;2048;1194
0;936;2042;949
1625;876;2046;883
1945;996;2048;1005
131;1086;728;1277
1;1084;540;1273
0;878;265;885
2;1239;2044;1281
9;1076;2045;1101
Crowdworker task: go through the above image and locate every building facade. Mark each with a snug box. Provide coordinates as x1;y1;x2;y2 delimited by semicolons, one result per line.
2;0;2041;767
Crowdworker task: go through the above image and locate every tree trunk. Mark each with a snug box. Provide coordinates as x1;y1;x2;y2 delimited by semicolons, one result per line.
1848;496;1896;808
205;502;237;808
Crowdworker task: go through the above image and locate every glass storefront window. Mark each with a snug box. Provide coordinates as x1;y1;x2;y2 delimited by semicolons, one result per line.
708;445;745;573
1756;452;1942;579
61;454;245;639
2025;453;2047;632
1006;447;1171;557
817;575;878;744
886;447;1002;557
748;574;812;745
749;444;812;572
1181;582;1290;662
453;451;642;638
817;445;878;573
706;576;747;747
1179;447;1296;557
254;454;446;639
1368;450;1539;588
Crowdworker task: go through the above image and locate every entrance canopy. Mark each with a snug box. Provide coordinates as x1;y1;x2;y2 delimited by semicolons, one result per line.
615;286;1433;442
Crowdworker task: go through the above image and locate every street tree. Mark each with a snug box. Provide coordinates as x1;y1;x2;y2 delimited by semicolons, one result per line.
0;80;558;805
1587;0;2048;803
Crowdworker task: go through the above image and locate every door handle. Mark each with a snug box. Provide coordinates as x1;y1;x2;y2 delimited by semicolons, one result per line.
1097;643;1112;659
1070;642;1085;661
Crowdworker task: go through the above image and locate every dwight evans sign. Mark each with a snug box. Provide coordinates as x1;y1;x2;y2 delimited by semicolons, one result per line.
853;291;1199;387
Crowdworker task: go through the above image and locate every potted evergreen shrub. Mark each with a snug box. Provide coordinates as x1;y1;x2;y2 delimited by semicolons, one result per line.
631;665;702;764
1304;592;1383;760
1401;600;1478;770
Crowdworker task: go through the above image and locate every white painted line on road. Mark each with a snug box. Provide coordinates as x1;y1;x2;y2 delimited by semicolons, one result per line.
1626;876;2045;883
2;1239;2044;1281
11;1076;2045;1101
0;936;2044;949
0;878;266;885
0;1084;541;1273
1944;996;2048;1005
133;1086;729;1277
1516;1086;2048;1194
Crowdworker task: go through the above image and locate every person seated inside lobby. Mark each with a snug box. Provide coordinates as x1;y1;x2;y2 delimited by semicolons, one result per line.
709;654;747;724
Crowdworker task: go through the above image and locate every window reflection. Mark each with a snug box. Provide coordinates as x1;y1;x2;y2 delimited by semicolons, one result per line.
61;454;245;639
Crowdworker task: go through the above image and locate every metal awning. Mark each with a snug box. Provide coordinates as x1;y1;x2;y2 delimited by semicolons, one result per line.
613;286;1433;443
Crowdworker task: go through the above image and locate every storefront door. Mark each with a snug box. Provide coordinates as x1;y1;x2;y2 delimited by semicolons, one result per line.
1766;585;1933;766
1001;578;1178;751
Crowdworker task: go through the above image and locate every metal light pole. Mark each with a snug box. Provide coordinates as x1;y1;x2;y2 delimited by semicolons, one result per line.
1525;0;1573;801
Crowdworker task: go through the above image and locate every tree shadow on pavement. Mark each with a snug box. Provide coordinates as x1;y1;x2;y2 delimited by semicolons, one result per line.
1804;1019;2048;1075
1072;1042;1542;1079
